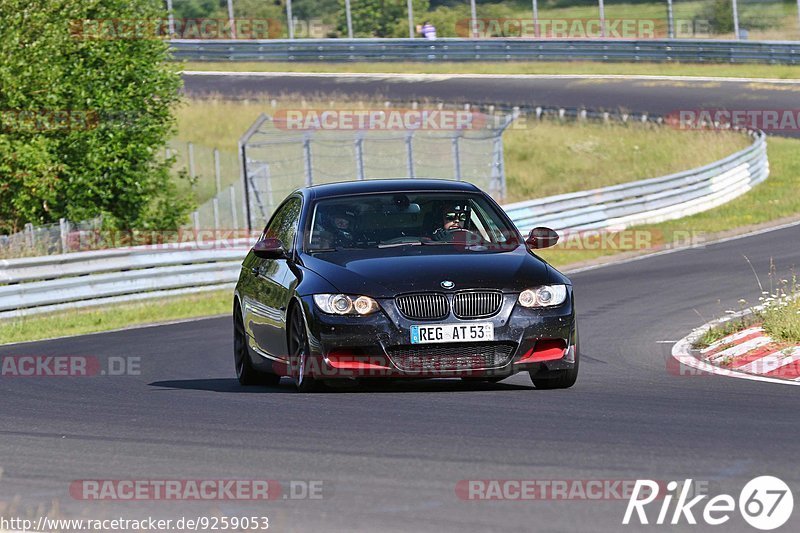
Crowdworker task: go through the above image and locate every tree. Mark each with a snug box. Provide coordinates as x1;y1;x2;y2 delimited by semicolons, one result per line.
0;0;189;233
337;0;429;38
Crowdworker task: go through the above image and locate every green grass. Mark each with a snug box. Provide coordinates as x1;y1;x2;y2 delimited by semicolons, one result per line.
504;120;748;202
183;61;800;80
173;96;750;205
694;319;752;349
536;136;800;266
693;276;800;349
760;275;800;343
0;290;231;345
762;298;800;343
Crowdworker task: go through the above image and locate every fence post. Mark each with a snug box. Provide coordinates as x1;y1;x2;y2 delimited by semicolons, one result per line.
469;0;477;38
407;0;415;39
263;164;275;213
355;134;365;180
598;0;606;38
286;0;294;39
732;0;741;39
188;142;196;181
451;134;462;181
230;185;239;232
667;0;675;39
345;0;354;38
214;148;222;195
491;133;506;202
226;0;236;38
303;133;313;187
405;131;415;179
192;211;200;244
239;141;252;231
59;218;69;254
24;223;34;249
166;0;175;36
213;198;220;240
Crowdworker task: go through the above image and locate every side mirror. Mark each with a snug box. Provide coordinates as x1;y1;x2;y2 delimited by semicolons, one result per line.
525;227;559;249
252;237;287;259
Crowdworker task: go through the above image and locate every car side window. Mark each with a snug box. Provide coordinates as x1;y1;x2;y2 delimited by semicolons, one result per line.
263;197;302;252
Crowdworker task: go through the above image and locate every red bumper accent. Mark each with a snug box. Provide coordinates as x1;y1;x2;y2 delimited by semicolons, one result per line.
515;339;567;364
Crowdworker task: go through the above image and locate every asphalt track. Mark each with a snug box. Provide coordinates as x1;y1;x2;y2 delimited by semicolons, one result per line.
2;222;799;532
182;72;800;136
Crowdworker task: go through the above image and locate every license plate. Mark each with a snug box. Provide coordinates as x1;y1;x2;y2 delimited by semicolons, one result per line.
410;323;494;344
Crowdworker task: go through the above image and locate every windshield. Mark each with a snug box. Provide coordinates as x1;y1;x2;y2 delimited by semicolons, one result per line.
306;192;520;252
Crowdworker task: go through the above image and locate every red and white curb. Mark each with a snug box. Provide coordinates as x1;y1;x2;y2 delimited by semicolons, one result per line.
671;315;800;387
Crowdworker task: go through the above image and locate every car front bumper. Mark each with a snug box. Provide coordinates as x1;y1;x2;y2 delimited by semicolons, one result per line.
296;293;577;380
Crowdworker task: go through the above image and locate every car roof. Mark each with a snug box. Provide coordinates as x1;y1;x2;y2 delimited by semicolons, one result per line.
302;179;480;200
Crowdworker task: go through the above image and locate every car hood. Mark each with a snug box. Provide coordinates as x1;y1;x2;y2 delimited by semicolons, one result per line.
301;246;565;297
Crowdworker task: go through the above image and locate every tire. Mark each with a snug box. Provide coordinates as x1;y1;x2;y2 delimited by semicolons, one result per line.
234;303;280;387
288;305;320;393
530;364;578;390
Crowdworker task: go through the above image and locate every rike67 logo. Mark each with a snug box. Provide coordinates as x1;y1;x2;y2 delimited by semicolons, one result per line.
623;477;794;530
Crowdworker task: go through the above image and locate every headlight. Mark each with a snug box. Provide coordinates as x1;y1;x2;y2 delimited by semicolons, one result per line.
517;285;568;308
313;294;380;315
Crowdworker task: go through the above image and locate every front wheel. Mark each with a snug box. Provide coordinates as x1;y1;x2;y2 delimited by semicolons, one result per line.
288;305;321;393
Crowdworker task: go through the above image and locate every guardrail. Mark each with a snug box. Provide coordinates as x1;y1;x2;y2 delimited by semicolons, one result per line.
171;38;800;64
0;241;250;320
0;130;769;319
505;130;768;233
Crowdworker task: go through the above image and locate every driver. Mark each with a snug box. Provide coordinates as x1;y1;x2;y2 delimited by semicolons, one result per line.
432;204;469;241
319;205;361;248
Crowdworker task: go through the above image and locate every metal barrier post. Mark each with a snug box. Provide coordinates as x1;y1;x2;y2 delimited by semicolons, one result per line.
451;134;462;181
355;134;365;180
214;148;222;195
286;0;294;39
667;0;675;39
239;141;252;231
227;0;236;39
407;0;415;39
59;218;69;254
405;131;415;178
303;134;313;186
598;0;606;38
192;211;200;243
213;198;220;239
230;185;239;232
345;0;354;39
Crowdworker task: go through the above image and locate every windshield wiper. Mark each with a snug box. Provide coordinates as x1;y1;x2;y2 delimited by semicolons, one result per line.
377;241;422;248
307;247;340;253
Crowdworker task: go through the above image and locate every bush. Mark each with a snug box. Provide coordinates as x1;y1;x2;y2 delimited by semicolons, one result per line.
0;0;190;233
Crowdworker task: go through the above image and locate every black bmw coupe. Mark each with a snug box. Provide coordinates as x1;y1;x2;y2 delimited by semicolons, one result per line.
233;179;578;392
